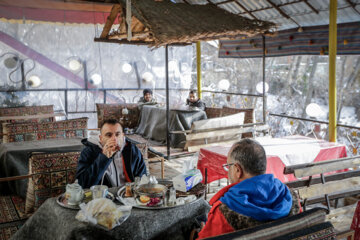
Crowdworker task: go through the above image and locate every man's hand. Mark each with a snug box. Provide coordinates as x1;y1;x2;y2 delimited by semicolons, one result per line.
102;139;120;158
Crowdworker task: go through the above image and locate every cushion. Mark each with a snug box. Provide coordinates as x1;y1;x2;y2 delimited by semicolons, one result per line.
25;151;81;213
2;118;88;143
96;103;140;129
204;107;223;119
0;105;55;143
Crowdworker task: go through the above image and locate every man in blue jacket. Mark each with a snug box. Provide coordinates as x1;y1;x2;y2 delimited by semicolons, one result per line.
76;119;146;188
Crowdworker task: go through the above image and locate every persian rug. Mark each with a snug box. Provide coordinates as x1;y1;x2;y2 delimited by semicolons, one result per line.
96;103;140;129
2;117;88;143
25;151;80;213
0;196;30;240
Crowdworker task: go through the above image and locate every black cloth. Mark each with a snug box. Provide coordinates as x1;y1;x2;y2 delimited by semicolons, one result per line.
76;139;146;189
135;105;207;148
11;194;211;240
0;138;84;198
186;99;206;111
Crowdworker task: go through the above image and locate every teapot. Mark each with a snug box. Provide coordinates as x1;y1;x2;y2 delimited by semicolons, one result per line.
65;180;84;205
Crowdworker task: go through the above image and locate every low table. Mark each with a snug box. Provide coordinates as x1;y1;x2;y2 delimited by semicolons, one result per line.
197;135;347;183
12;189;210;240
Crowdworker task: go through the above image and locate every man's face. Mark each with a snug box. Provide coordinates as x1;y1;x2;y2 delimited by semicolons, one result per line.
144;93;152;102
99;123;124;147
189;93;197;103
227;147;239;184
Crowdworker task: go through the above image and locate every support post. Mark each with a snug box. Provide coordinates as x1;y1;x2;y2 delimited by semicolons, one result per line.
165;45;171;160
196;41;202;99
329;0;337;142
262;35;267;123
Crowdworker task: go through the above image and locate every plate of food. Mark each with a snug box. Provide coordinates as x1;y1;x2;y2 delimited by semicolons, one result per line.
116;180;203;209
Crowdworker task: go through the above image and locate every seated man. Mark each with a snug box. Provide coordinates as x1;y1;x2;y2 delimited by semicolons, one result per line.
186;90;206;110
197;139;300;239
138;88;157;104
76;119;146;188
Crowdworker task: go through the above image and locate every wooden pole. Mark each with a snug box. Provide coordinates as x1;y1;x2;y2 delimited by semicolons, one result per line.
165;45;171;159
329;0;337;142
196;41;202;99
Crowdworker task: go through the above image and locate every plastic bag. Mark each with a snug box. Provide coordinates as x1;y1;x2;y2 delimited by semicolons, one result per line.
75;198;131;230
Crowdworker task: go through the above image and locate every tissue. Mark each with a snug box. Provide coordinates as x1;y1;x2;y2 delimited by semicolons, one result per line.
172;169;203;192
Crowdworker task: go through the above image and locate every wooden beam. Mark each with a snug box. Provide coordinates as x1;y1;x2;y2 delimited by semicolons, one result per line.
0;175;31;182
294;157;360;178
298;177;360;199
344;0;360;16
265;0;301;26
0;0;112;12
216;0;235;6
234;1;260;20
302;0;319;14
286;169;360;189
100;4;121;38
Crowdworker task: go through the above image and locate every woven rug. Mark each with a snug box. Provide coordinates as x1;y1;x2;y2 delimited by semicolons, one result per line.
0;196;30;240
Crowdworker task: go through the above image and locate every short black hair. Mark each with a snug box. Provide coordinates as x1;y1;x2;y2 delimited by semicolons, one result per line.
189;90;195;95
229;138;266;176
100;119;123;132
143;88;153;96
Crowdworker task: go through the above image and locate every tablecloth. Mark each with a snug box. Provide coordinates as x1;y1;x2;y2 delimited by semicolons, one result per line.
197;136;347;183
11;194;210;240
0;138;84;198
136;105;207;148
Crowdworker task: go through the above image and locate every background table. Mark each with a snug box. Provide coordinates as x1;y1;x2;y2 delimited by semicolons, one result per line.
197;135;347;183
136;105;207;148
12;194;210;240
0;138;84;198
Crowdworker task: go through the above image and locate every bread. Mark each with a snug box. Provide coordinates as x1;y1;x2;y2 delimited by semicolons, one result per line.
85;198;123;230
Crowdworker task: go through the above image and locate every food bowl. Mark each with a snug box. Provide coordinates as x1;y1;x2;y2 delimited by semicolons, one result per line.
134;183;167;207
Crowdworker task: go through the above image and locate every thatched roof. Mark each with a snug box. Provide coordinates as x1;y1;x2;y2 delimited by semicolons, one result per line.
95;0;275;47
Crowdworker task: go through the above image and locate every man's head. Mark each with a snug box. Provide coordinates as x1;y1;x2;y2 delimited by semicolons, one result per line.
99;119;124;147
188;90;198;103
226;139;267;184
143;88;153;102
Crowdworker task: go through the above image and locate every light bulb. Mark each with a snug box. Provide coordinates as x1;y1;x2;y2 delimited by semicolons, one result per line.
256;82;269;94
218;79;230;91
122;63;132;73
90;73;102;85
68;59;82;71
27;75;41;87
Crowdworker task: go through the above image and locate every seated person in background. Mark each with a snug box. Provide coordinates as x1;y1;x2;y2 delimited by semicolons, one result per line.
76;119;146;189
186;90;206;110
138;88;157;104
197;139;300;239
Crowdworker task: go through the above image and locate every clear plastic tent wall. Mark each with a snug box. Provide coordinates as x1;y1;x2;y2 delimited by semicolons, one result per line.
0;21;194;128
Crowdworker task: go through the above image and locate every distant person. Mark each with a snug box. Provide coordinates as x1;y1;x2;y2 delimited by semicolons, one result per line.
186;90;206;110
138;88;157;104
197;139;300;239
76;119;146;188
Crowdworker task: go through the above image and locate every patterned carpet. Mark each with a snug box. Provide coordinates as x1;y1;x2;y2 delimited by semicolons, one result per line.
0;196;31;240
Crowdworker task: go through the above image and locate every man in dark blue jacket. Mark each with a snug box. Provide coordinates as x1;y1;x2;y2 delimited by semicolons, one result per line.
76;119;146;188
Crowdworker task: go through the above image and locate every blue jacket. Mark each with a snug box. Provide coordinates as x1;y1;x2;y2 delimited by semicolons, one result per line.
76;138;146;188
220;174;293;221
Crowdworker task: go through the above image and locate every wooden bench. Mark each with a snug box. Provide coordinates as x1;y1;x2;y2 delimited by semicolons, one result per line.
184;112;269;152
285;155;360;240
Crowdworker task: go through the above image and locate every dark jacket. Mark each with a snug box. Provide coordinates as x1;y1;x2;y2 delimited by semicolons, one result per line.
186;99;206;111
76;138;146;188
197;174;300;239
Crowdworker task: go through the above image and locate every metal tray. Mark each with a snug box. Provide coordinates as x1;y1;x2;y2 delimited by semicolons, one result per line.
56;193;81;210
116;180;201;210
